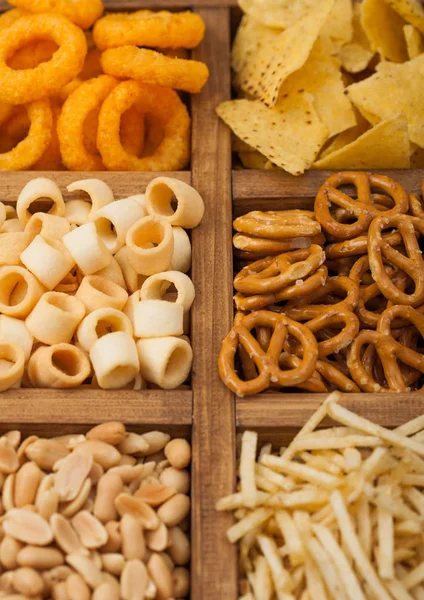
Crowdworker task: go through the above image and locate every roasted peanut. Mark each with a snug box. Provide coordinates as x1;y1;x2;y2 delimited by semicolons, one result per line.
65;572;90;600
75;441;121;470
14;462;42;508
72;511;108;549
121;513;146;561
93;473;123;523
101;521;121;553
0;535;23;569
13;567;44;596
168;526;190;565
140;432;170;456
0;438;19;474
159;467;190;495
86;423;126;446
134;483;176;507
146;522;169;552
51;514;83;554
121;559;148;600
157;494;190;528
66;552;103;589
25;440;69;471
101;553;125;576
173;566;190;598
17;546;65;569
147;553;173;600
118;433;149;456
164;439;191;470
115;494;159;530
60;479;92;518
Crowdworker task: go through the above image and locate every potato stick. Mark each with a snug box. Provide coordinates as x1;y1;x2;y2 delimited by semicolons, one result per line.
362;448;395;480
239;594;255;600
320;450;346;469
256;473;279;494
252;555;273;600
395;416;424;437
397;536;423;550
266;489;329;509
301;427;361;439
412;432;424;443
311;504;333;524
395;520;422;536
291;565;305;590
312;524;366;600
304;553;328;600
257;534;293;593
259;443;272;461
330;490;392;600
241;431;258;509
343;447;362;472
275;510;304;567
392;449;424;473
377;505;394;580
403;475;424;486
412;586;424;600
356;495;372;559
227;508;273;543
282;391;341;460
365;483;422;522
403;564;424;590
341;534;354;567
404;488;424;516
327;403;424;459
291;435;383;452
299;452;342;475
255;464;295;491
300;592;311;600
386;579;416;600
306;536;348;600
260;455;341;489
395;549;417;562
216;491;269;511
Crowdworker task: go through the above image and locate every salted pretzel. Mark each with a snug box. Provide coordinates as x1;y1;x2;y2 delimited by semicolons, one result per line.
233;246;325;296
315;358;360;393
315;171;409;240
233;232;326;258
368;214;424;307
233;210;321;240
234;266;327;312
409;184;424;217
218;310;318;396
326;257;357;276
326;229;409;260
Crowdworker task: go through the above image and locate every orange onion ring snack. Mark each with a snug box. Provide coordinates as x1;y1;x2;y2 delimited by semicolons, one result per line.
97;81;190;172
7;0;104;30
102;47;209;94
0;14;87;105
93;10;205;50
0;99;52;171
58;75;118;171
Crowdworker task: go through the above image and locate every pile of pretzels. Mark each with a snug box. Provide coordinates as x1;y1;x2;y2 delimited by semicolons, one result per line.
219;171;424;396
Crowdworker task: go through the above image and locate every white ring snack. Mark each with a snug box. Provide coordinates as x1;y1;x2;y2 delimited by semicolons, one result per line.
90;197;146;254
76;275;128;314
141;271;195;313
67;179;114;218
26;292;86;345
137;336;193;389
0;232;34;266
63;223;112;276
76;308;133;353
145;177;205;228
16;178;66;225
134;300;184;338
90;331;139;390
27;344;91;388
0;176;204;391
0;341;25;391
20;235;75;290
126;215;174;276
170;227;192;273
0;266;45;319
25;213;70;240
0;315;33;362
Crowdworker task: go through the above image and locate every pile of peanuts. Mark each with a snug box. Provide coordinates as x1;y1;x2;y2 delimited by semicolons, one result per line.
0;175;204;391
0;422;191;599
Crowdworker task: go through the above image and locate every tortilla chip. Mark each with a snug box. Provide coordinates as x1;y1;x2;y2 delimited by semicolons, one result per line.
318;112;370;159
320;0;354;54
239;150;273;169
232;135;256;153
338;3;375;72
231;15;282;74
411;143;424;167
237;0;335;106
313;114;410;169
361;0;408;62
404;24;424;58
347;55;424;147
277;39;356;137
238;0;328;29
385;0;424;34
217;94;328;175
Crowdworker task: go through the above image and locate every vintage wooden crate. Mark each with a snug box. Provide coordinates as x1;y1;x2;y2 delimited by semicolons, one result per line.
0;0;424;598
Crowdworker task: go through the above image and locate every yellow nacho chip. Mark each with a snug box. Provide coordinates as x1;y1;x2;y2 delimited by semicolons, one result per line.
361;0;408;62
347;55;424;147
319;112;369;159
313;114;410;169
238;0;328;29
320;0;354;54
385;0;424;34
277;39;356;137
239;150;272;169
404;24;424;58
411;143;424;167
338;3;375;72
231;15;282;74
237;0;335;106
217;93;328;175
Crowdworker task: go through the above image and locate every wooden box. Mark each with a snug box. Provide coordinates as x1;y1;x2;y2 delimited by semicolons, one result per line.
0;0;424;598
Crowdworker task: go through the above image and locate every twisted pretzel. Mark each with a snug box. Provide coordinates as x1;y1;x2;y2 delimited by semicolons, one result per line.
326;230;408;260
315;171;409;240
368;214;424;307
233;246;325;295
315;358;360;393
233;232;325;258
218;311;318;396
234;266;327;312
233;210;321;240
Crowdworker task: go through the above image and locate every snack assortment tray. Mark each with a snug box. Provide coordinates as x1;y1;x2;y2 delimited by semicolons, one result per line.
1;1;424;598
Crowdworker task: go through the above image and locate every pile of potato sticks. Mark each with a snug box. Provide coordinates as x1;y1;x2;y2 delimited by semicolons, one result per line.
217;392;424;600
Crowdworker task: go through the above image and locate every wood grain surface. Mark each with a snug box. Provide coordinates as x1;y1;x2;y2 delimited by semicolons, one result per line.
0;0;239;10
190;7;238;599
